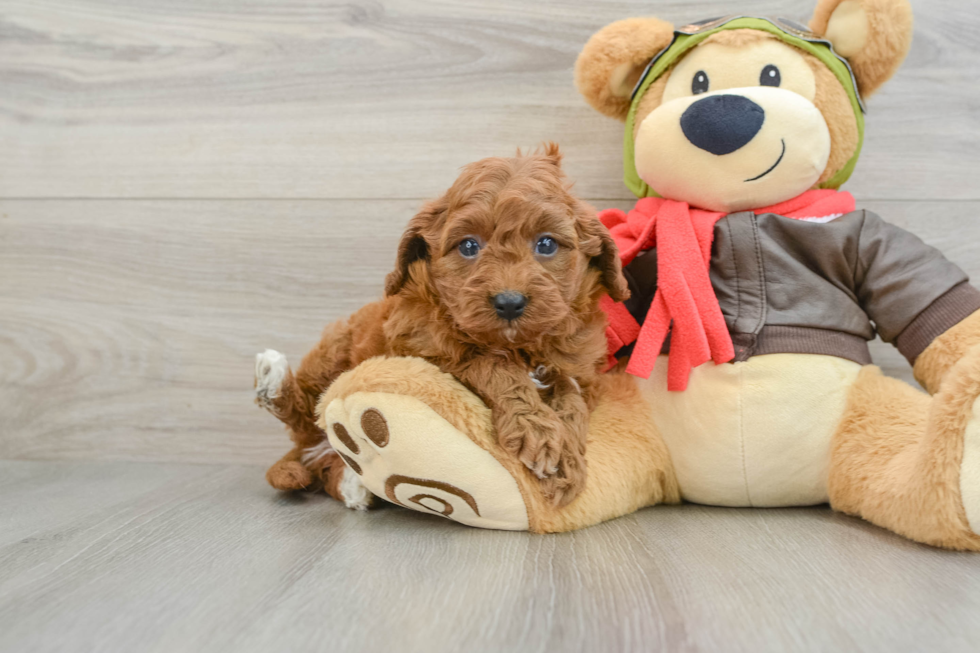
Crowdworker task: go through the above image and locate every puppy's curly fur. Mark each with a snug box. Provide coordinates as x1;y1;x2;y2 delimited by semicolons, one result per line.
258;144;629;507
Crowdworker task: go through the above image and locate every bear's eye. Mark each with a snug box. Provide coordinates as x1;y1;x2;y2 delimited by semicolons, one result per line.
458;238;481;259
534;235;559;257
692;70;710;95
760;64;781;87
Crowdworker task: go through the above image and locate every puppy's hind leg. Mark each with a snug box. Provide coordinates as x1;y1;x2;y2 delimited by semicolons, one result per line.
256;348;375;508
299;439;375;510
256;348;334;491
266;443;375;510
266;445;314;491
255;349;290;414
254;348;323;449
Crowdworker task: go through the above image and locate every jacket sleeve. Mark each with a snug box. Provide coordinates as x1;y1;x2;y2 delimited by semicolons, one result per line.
854;211;980;364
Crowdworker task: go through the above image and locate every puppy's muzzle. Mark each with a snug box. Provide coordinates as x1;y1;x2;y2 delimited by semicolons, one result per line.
492;291;527;321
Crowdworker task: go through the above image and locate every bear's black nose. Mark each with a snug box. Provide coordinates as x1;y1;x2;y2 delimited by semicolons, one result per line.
493;292;527;321
680;94;765;155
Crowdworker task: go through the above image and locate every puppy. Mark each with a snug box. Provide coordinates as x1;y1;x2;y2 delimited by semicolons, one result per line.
255;144;629;507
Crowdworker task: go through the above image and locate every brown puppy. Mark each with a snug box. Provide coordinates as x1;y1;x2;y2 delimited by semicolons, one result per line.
255;144;629;507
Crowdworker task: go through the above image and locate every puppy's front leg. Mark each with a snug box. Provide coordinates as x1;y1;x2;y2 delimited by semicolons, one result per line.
541;374;590;507
459;359;581;506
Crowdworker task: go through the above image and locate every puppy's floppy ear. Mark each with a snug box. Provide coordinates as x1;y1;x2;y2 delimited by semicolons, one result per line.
575;17;675;121
384;201;443;297
810;0;913;98
575;205;630;303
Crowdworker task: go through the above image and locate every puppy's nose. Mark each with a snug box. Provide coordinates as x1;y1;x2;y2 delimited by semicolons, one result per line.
493;292;527;321
681;94;765;155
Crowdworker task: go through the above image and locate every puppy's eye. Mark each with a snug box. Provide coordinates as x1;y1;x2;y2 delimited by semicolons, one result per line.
692;70;710;95
534;236;558;257
458;238;481;259
760;64;781;87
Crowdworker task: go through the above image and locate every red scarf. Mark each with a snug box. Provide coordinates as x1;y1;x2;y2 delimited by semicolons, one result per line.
599;189;857;391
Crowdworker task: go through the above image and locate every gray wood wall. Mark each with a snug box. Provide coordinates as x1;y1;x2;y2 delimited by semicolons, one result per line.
2;0;977;465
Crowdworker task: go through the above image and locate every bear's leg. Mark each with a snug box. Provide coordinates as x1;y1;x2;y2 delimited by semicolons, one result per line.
828;346;980;550
318;356;679;532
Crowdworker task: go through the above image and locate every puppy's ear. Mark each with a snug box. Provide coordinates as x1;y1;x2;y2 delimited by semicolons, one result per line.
575;17;675;121
384;201;443;297
576;206;630;303
810;0;913;98
540;142;563;167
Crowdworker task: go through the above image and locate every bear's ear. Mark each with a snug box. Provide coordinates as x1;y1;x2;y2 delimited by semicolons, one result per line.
810;0;913;98
575;18;675;121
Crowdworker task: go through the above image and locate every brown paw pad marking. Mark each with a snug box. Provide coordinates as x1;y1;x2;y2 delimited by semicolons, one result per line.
384;475;480;518
331;409;387;475
360;408;389;447
338;452;362;475
332;423;359;454
408;494;454;516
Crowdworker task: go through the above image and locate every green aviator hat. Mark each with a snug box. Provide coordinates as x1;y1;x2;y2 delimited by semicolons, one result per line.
623;16;866;199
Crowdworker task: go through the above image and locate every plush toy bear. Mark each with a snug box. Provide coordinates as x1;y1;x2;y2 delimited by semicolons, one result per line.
290;0;980;550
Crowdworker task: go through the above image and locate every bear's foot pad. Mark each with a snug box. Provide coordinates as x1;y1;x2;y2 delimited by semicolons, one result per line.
321;391;529;530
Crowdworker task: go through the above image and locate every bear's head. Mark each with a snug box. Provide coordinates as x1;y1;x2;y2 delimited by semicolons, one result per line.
575;0;913;213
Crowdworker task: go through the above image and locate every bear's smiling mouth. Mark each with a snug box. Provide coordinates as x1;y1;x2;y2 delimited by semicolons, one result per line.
744;139;787;182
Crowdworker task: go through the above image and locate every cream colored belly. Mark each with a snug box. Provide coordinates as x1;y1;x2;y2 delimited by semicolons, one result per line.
636;354;863;507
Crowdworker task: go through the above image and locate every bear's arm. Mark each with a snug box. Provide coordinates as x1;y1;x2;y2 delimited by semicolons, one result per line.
853;211;980;369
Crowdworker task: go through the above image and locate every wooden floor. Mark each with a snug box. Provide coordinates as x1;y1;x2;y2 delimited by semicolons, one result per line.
2;0;980;651
4;459;980;653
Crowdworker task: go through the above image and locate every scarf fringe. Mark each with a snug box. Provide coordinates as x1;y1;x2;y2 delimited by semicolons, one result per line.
601;190;856;390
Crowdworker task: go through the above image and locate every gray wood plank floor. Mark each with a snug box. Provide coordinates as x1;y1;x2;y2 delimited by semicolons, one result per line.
3;460;980;653
2;0;980;651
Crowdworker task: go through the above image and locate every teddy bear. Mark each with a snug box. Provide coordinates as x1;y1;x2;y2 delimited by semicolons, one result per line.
277;0;980;550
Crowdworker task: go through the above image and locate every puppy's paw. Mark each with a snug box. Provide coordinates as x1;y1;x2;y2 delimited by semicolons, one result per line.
266;459;313;491
255;349;288;411
316;449;376;510
499;411;567;479
539;443;587;508
338;466;375;511
497;410;588;507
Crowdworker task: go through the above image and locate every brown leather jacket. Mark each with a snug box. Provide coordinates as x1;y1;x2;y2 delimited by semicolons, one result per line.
619;209;980;365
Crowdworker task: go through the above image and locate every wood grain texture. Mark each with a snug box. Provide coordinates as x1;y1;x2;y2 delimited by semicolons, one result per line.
3;2;980;650
2;198;978;464
0;0;977;200
1;460;980;653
